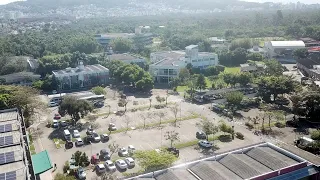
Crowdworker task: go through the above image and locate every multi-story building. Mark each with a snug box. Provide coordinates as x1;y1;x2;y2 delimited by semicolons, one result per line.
149;45;219;84
52;62;109;90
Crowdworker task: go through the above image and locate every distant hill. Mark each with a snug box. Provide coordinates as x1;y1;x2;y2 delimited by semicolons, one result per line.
2;0;266;11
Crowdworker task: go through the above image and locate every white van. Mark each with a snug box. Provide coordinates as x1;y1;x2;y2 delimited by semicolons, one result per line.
64;129;71;141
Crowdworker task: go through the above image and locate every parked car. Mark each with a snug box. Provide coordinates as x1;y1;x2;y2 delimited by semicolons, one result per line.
198;140;213;148
48;101;58;107
75;138;84;146
118;147;128;157
65;140;73;149
73;130;81;138
124;157;135;167
100;149;110;160
101;134;109;142
77;167;86;179
52;120;59;128
108;123;117;131
96;164;106;173
115;159;128;170
60;121;68;128
91;155;99;164
54;113;61;119
93;133;101;142
86;127;95;135
94;101;104;108
104;160;116;172
128;145;135;154
196;131;207;140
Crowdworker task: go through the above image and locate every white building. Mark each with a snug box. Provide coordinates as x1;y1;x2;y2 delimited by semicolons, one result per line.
264;41;305;58
52;62;109;90
149;45;219;84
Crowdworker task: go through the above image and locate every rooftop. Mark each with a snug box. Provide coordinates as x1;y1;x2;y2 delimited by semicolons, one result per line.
52;64;109;76
97;33;135;39
31;150;53;175
270;41;305;47
107;54;144;61
0;72;41;83
152;51;185;60
128;142;314;180
186;45;198;50
0;109;28;179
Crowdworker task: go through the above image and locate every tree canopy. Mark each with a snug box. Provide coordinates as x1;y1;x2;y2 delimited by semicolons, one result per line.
58;96;94;123
134;150;177;171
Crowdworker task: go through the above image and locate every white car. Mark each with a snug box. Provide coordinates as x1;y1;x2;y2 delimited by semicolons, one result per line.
93;133;101;142
75;138;84;146
73;130;80;138
118;147;128;157
198;140;213;148
124;157;135;167
128;145;135;154
96;164;106;173
115;159;128;170
52;120;59;128
48;101;58;107
104;160;116;172
108;123;117;131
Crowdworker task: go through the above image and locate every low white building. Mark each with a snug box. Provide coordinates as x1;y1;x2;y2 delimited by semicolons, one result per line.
264;41;305;58
107;53;146;66
149;45;218;84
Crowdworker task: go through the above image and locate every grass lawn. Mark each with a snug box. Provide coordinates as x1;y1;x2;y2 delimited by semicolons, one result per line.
205;77;213;88
224;67;240;74
176;85;188;92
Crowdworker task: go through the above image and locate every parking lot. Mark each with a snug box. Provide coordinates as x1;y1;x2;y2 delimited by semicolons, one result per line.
33;89;269;179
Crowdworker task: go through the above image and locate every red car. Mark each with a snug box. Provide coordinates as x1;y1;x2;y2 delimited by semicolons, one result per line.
54;113;61;119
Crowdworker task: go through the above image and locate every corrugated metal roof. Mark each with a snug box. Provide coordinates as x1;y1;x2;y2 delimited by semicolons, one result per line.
270;41;305;47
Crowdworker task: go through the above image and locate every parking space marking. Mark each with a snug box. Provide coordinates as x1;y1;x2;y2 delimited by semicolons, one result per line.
139;145;145;150
146;142;154;149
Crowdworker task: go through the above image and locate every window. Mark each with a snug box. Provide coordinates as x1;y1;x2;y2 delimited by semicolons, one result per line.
210;58;215;61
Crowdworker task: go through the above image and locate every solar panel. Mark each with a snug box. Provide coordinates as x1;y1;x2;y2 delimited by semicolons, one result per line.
5;152;15;163
6;171;16;180
0;173;5;180
0;153;5;165
0;125;4;133
5;136;13;145
5;124;12;132
0;137;4;146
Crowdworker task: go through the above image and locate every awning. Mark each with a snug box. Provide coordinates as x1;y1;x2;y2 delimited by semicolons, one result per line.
31;150;53;175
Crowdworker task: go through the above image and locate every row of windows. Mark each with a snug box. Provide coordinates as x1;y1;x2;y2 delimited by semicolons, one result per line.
192;58;215;62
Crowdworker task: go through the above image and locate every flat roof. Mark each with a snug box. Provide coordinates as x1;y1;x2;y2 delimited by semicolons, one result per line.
98;33;135;38
108;54;143;61
53;64;109;76
152;51;185;60
0;110;18;123
31;150;53;174
128;143;308;180
270;41;305;47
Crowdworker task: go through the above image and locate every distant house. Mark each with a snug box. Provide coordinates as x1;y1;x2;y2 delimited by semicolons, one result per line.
264;41;305;59
299;38;320;47
52;61;109;90
247;46;267;57
240;62;265;72
0;72;40;86
297;53;320;80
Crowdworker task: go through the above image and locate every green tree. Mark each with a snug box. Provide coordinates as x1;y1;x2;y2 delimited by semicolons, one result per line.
196;74;207;92
257;75;296;102
110;38;133;53
156;95;165;104
238;72;252;86
291;92;320;122
118;98;129;111
225;91;244;111
293;48;309;59
222;73;238;87
219;121;233;135
136;73;154;92
264;59;284;76
108;141;120;157
196;119;219;140
164;131;180;147
54;173;74;180
246;53;264;61
58;96;93;124
91;86;106;95
311;130;320;140
134;150;177;171
178;68;191;84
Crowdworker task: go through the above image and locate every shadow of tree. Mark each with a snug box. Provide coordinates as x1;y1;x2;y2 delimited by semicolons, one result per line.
218;135;232;142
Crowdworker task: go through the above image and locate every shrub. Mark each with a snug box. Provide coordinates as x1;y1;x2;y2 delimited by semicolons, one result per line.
236;132;244;140
63;161;70;173
311;130;320;140
275;121;285;128
245;122;254;129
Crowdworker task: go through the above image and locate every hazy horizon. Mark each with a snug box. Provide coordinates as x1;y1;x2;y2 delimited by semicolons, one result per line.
0;0;319;5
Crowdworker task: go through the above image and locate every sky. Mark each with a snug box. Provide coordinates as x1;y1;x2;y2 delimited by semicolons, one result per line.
0;0;319;5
